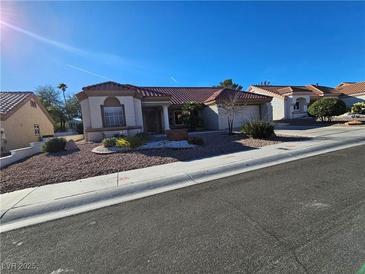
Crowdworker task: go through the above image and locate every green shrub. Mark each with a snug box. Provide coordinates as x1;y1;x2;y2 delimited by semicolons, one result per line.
241;121;275;139
181;102;204;131
188;136;205;146
126;136;145;148
115;135;147;149
134;132;150;142
43;138;67;153
351;102;365;114
102;137;117;147
308;98;347;122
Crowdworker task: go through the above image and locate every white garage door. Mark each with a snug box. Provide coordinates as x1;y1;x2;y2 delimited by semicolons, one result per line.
218;105;261;130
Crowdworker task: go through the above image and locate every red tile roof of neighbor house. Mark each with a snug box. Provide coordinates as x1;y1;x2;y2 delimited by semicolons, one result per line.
0;91;55;123
335;81;365;95
0;92;33;115
81;81;272;105
251;84;341;97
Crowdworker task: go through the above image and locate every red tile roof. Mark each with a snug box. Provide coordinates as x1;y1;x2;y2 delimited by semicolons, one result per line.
81;82;272;105
82;81;168;97
336;81;365;95
251;84;340;97
0;92;33;115
0;91;54;123
204;88;272;104
142;86;222;104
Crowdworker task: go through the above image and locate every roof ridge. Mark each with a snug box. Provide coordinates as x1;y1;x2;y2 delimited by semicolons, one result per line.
142;86;221;89
0;91;34;93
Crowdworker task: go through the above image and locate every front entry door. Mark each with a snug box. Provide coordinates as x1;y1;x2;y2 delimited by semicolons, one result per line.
143;107;162;133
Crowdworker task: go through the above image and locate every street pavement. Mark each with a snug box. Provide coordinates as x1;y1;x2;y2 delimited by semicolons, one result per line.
1;145;365;274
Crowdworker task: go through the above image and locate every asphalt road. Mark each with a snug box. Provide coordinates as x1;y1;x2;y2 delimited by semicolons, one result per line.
1;145;365;274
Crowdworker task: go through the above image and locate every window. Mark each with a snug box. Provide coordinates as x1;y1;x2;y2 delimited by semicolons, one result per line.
174;111;184;125
34;124;40;136
30;100;37;108
102;97;126;128
103;106;126;128
294;102;300;110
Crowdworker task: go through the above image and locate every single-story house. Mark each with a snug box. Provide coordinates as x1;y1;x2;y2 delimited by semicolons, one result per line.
336;82;365;107
248;82;364;120
0;92;54;154
76;81;272;141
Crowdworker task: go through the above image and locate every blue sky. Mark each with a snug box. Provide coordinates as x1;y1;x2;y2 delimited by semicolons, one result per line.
1;1;365;95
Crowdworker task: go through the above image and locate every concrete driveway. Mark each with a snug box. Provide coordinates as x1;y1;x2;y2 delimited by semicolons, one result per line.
275;123;365;138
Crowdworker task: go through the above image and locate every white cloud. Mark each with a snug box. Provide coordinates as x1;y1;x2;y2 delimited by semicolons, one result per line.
0;20;127;65
170;76;178;83
67;64;111;80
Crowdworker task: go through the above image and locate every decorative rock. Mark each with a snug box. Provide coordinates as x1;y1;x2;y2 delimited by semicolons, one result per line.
91;145;129;154
139;140;195;150
65;140;80;151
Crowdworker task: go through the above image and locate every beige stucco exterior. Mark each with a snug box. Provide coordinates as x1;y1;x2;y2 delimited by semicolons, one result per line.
202;102;271;130
1;99;54;152
80;96;146;141
249;86;311;120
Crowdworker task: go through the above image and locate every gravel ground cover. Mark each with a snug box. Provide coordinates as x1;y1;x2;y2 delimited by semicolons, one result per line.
0;133;305;193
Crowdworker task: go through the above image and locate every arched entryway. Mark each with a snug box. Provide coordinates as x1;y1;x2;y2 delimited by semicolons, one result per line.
294;97;306;112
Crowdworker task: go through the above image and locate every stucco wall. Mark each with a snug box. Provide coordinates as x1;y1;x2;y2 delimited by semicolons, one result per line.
260;102;273;121
1;100;54;151
202;105;219;130
80;99;91;130
134;98;144;130
270;97;286;120
217;104;261;130
0;141;44;168
340;94;365;107
287;95;310;119
83;96;140;129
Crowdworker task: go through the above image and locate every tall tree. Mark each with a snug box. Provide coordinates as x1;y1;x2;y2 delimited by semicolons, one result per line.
65;95;81;120
219;91;243;135
57;83;68;105
215;79;243;91
36;85;66;131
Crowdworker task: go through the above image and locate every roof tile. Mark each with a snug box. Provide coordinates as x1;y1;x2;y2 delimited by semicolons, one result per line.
0;92;33;115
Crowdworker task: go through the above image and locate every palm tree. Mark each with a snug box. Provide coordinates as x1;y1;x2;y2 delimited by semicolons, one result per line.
259;80;271;86
215;79;243;91
57;83;68;105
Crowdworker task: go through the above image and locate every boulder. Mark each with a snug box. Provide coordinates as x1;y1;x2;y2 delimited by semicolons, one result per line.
65;140;80;151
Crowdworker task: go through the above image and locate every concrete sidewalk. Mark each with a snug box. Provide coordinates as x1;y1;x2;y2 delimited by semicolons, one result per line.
1;126;364;232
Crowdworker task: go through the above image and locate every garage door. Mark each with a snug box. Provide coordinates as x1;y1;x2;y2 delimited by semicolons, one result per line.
218;105;261;129
233;105;260;128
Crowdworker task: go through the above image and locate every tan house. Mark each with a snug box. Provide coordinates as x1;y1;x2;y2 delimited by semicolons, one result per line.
76;81;272;142
0;92;54;153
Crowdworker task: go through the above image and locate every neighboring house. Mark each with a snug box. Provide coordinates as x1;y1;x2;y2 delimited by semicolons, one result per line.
248;84;339;120
0;92;54;153
76;81;272;141
336;82;365;107
248;82;365;120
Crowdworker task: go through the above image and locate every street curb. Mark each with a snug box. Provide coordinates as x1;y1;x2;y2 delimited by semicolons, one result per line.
1;136;364;232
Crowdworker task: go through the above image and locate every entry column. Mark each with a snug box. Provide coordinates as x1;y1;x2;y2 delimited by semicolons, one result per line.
162;105;170;131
